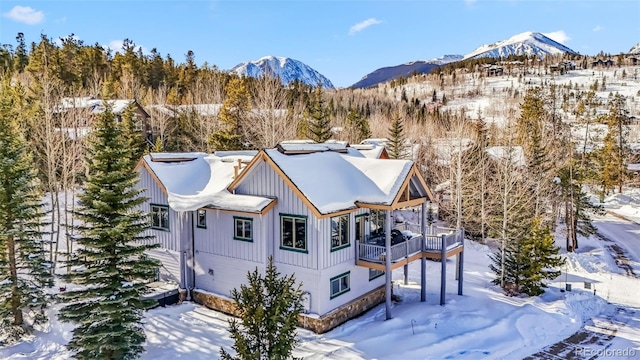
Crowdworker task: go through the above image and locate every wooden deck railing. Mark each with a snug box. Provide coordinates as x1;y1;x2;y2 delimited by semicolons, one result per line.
357;227;463;264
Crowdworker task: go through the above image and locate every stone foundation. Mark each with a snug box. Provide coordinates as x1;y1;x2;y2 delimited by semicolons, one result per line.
192;286;386;334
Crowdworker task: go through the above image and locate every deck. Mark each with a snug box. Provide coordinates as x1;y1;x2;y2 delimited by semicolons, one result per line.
356;226;464;271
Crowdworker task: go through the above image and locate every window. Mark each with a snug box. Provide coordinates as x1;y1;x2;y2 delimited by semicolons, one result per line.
151;204;169;231
331;214;350;251
330;272;350;299
196;209;207;228
234;217;253;242
280;214;307;252
369;269;384;281
369;209;386;239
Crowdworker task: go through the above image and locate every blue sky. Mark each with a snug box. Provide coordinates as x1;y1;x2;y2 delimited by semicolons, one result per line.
1;0;638;87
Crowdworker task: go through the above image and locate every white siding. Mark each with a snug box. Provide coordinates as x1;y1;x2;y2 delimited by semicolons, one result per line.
194;254;264;299
136;166;183;251
235;161;319;270
146;248;181;284
317;261;385;315
193;210;264;262
322;208;369;269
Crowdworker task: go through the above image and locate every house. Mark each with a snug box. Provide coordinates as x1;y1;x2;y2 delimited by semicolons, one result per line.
135;143;464;333
56;97;152;143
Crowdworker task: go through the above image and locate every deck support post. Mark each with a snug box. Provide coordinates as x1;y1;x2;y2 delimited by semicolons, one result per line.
420;202;426;302
440;234;446;306
385;210;392;320
403;264;408;285
458;228;464;296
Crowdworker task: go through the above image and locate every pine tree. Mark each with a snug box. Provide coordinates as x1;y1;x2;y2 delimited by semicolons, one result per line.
305;85;332;143
490;218;564;296
387;111;408;159
58;103;159;360
221;257;304;360
120;105;147;167
209;77;251;151
345;108;370;144
0;80;52;344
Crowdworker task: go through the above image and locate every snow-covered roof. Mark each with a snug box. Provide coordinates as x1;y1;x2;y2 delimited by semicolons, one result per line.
361;138;389;146
262;148;415;214
58;97;138;115
147;104;288;118
139;152;273;213
351;144;386;159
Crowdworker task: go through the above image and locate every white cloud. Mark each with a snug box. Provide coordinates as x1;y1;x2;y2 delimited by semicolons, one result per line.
543;30;571;44
593;25;603;32
108;40;124;52
349;18;382;35
54;16;67;24
2;5;44;25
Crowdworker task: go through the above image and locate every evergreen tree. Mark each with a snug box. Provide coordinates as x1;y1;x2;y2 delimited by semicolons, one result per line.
489;218;565;296
305;85;332;143
387;111;408;159
593;94;629;196
120;105;147;167
221;257;304;360
209;77;251;151
558;161;603;251
0;80;52;343
58;103;159;360
345;108;370;144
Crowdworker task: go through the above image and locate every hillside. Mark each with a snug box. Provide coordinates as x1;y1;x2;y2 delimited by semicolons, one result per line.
351;55;462;89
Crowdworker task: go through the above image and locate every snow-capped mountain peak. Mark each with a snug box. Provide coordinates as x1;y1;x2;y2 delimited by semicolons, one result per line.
230;56;334;89
463;31;578;60
629;42;640;55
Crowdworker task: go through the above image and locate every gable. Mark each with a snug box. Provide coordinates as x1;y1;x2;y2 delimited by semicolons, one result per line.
230;150;435;217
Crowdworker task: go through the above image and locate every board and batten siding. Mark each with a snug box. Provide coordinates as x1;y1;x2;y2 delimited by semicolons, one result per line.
146;248;181;284
136;165;184;252
235;161;318;270
321;208;369;269
193;210;264;263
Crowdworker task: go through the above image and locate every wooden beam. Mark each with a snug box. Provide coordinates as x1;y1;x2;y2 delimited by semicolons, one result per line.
392;197;426;209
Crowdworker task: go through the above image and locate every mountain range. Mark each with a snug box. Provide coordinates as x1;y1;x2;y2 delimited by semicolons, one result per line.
462;31;578;60
230;56;334;89
230;32;638;90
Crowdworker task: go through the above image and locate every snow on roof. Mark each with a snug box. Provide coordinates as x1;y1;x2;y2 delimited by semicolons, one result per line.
361;138;389;146
264;148;412;214
142;152;272;213
277;142;349;153
58;97;136;114
351;144;385;159
628;164;640;172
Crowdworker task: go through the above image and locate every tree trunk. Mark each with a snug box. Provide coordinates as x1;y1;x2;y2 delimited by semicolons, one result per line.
7;233;23;325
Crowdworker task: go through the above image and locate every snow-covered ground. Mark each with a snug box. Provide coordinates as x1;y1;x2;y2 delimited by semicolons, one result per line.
2;193;640;359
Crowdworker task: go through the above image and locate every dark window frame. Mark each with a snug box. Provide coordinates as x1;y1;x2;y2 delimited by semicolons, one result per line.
234;216;253;242
196;209;207;229
280;213;308;253
330;271;350;299
330;214;350;252
150;204;170;231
